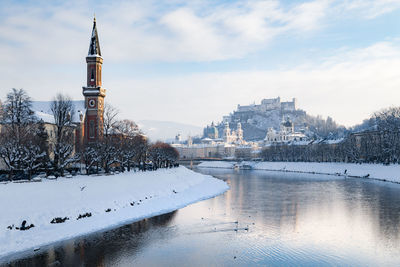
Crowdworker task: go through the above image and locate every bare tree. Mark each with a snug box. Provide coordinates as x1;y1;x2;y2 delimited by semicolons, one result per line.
116;119;141;171
51;94;76;176
99;103;120;173
116;119;139;136
103;103;119;137
131;134;148;170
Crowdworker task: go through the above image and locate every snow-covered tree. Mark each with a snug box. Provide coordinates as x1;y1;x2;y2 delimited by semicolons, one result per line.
50;94;76;176
99;140;120;173
373;107;400;131
130;134;148;169
99;103;120;173
21;143;46;180
80;144;101;175
0;139;23;180
149;142;179;169
371;107;400;163
2;88;36;142
0;89;37;179
115;119;142;171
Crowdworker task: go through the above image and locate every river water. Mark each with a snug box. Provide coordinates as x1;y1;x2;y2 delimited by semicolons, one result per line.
5;168;400;266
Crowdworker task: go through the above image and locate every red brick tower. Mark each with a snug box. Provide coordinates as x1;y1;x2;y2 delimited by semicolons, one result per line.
82;17;106;143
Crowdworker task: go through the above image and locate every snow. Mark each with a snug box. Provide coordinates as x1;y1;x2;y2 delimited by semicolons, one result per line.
31;101;85;123
0;167;228;262
198;161;400;183
34;111;55;124
321;138;344;144
198;161;235;169
82;89;101;94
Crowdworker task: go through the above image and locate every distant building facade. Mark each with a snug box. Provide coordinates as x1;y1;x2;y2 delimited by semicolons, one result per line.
222;122;244;144
264;118;307;144
203;122;219;139
203;97;299;142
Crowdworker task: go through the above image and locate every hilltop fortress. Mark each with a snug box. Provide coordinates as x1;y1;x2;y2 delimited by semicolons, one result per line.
204;97;301;141
177;97;341;159
236;97;297;113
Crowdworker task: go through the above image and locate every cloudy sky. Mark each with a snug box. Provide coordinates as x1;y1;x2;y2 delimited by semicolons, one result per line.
1;0;400;127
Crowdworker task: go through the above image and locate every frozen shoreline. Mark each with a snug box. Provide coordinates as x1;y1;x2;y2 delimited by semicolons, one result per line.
0;167;229;263
198;161;400;184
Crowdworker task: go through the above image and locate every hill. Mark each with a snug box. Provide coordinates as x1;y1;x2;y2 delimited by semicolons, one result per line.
205;97;345;141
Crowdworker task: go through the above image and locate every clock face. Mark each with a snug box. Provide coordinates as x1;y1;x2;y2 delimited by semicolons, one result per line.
88;99;96;108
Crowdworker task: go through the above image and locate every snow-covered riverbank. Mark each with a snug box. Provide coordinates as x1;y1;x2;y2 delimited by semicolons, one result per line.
0;167;228;263
198;161;400;183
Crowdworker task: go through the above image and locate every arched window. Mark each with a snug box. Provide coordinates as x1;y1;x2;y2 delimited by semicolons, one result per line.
91;68;95;81
89;120;95;138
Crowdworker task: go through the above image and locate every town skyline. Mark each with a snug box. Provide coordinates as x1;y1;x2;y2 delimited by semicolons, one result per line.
1;0;400;127
3;2;400;265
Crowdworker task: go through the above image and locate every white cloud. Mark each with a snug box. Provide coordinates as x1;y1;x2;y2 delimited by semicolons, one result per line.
0;0;331;64
1;1;400;129
0;0;398;67
108;40;400;127
337;0;400;19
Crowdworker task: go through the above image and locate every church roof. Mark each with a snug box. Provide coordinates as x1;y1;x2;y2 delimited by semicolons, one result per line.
88;17;101;57
282;120;293;127
31;100;85;124
209;125;218;134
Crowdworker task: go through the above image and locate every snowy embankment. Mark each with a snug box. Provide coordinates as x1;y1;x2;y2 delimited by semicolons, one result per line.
0;167;228;262
198;161;400;184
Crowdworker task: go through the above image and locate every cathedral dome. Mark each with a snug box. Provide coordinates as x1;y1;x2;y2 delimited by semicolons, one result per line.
282;119;293;128
209;126;218;134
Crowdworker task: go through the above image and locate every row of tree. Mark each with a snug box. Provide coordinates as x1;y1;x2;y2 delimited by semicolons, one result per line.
0;88;179;180
260;107;400;165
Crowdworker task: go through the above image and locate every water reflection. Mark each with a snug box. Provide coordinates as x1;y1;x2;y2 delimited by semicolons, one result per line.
4;212;177;267
4;168;400;266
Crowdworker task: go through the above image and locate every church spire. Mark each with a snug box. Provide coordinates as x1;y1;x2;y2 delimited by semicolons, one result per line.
88;16;101;57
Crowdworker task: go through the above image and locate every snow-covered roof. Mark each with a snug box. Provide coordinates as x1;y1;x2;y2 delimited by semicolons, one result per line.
321;138;344;144
31;101;85;124
289;140;313;146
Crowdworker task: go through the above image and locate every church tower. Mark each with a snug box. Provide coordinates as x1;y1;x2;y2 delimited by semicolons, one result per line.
82;17;106;142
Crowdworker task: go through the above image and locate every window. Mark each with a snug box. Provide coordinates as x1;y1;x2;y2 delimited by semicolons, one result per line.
89;120;95;138
91;68;95;81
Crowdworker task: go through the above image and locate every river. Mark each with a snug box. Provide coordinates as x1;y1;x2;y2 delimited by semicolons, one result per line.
4;168;400;266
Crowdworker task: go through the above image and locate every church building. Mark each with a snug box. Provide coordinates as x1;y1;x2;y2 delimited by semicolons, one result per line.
82;17;106;143
28;17;107;150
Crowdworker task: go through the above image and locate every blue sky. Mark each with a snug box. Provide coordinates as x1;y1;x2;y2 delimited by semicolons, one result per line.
1;0;400;128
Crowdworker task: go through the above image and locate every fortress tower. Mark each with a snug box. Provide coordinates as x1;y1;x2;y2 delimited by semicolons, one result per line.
82;17;106;143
